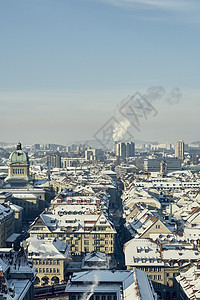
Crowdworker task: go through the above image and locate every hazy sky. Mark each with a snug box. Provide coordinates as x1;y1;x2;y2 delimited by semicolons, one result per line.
0;0;200;145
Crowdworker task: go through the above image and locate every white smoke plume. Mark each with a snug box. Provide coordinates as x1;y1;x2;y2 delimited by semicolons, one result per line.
80;274;99;300
112;86;182;142
144;86;182;105
113;119;131;142
144;86;166;102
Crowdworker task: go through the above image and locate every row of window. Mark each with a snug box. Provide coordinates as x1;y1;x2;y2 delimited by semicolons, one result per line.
71;295;117;300
83;247;113;252
142;267;162;272
34;260;60;265
149;274;162;281
134;258;162;263
12;168;25;174
83;240;112;245
36;268;60;274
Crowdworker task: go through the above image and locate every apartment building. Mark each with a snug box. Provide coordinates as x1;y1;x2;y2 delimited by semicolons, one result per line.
29;205;116;255
124;237;198;299
0;203;15;247
0;247;36;300
24;236;70;285
65;269;157;300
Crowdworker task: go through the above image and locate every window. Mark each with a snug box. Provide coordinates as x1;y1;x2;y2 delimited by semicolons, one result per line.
105;240;108;244
154;275;157;280
156;225;160;229
84;240;89;245
158;275;162;281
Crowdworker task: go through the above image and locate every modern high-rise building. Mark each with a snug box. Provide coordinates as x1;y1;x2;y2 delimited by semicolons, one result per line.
34;144;40;151
175;140;185;159
144;157;182;172
115;141;135;158
47;153;61;168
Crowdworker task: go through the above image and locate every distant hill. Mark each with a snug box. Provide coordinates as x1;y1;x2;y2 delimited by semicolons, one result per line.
191;141;200;145
70;139;157;149
0;142;14;145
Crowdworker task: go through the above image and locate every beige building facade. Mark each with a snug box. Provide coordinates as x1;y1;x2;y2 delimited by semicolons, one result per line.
29;207;116;255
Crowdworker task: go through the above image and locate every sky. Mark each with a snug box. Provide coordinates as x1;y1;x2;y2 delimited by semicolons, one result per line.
0;0;200;146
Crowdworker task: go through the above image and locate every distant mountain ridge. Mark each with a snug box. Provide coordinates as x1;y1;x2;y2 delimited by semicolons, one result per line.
0;142;15;145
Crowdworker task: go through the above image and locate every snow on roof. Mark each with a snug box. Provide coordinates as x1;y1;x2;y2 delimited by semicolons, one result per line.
7;279;32;300
37;209;115;234
6;233;21;243
84;252;107;262
66;269;156;300
0;204;14;220
134;268;157;300
162;248;200;260
26;236;70;259
10;204;23;211
0;257;10;273
176;266;200;299
124;239;163;267
12;193;38;199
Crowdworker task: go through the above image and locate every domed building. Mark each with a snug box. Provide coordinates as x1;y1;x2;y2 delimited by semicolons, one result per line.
5;142;33;186
1;143;52;221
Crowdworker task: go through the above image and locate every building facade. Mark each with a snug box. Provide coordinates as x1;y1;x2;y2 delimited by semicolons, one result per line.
175;140;185;160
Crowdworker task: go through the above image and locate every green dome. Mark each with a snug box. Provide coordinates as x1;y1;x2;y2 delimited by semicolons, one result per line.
9;143;29;163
